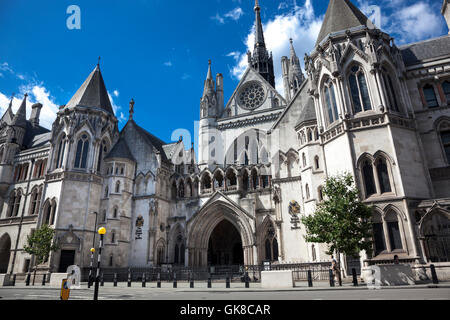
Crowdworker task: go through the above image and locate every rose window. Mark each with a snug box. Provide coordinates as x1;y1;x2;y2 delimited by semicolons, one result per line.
237;81;266;110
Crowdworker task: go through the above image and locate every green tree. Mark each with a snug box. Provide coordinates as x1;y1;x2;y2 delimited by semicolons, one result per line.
301;173;373;284
23;224;59;283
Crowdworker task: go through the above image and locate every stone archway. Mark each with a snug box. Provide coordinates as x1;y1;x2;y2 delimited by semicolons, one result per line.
0;233;11;273
187;198;255;267
207;220;244;266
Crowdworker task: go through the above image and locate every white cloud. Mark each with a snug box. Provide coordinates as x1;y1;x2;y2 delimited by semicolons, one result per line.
224;8;244;21
181;73;191;80
228;0;323;96
113;90;119;97
107;91;124;121
212;7;244;24
0;85;59;129
164;61;173;67
357;0;445;44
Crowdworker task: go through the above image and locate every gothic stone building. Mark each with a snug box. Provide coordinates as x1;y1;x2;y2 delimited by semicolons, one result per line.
1;0;450;280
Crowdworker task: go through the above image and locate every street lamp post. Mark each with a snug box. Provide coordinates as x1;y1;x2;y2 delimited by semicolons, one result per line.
88;247;95;288
165;224;170;264
94;227;106;301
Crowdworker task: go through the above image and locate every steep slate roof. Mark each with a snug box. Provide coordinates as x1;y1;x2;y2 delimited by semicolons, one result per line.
162;142;180;160
64;65;115;115
400;35;450;66
125;120;169;162
316;0;375;46
296;97;316;127
104;136;135;161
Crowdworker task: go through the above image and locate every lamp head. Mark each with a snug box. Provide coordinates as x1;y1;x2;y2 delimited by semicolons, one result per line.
98;227;106;235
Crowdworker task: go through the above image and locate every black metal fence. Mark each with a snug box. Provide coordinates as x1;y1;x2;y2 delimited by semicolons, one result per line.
81;262;332;283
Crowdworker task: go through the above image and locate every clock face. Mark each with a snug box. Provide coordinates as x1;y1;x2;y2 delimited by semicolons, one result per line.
237;81;266;110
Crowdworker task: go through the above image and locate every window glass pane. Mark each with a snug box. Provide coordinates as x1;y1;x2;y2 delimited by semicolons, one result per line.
349;74;362;113
442;131;450;163
325;86;334;123
75;140;83;168
423;85;438;108
363;162;376;196
388;221;403;250
377;160;391;193
265;239;272;261
358;72;372;111
81;141;89;168
373;223;386;254
443;81;450;100
387;75;399;112
330;84;339;121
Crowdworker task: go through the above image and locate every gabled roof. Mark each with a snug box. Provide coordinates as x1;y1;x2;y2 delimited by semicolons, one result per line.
295;97;316;128
400;35;450;66
104;136;135;162
316;0;375;46
162;142;180;160
123;120;169;162
64;65;115;115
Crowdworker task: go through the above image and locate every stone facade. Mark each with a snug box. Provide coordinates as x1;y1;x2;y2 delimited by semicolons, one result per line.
0;0;449;280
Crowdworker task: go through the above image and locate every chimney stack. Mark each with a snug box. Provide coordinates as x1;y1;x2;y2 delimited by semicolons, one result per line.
30;103;43;127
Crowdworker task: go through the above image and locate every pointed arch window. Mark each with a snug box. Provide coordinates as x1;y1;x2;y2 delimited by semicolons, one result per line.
443;81;450;103
376;158;392;193
382;67;400;112
423;84;438;108
323;79;339;125
113;207;118;219
7;190;16;217
97;140;108;173
242;170;249;192
386;211;403;251
251;169;259;190
115;181;121;193
349;65;372;113
438;120;450;164
264;227;278;262
74;134;90;169
372;211;386;255
314;156;320;170
362;160;376;197
305;184;310;200
55;135;66;169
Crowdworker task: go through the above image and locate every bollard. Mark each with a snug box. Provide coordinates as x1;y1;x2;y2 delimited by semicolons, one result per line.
173;272;177;288
12;274;16;286
113;273;118;287
329;269;335;287
226;274;230;288
25;273;31;286
430;264;439;284
352;268;358;286
207;275;212;288
190;272;194;288
42;274;46;286
245;272;249;288
142;273;146;287
128;269;132;287
157;273;161;288
100;272;104;286
307;270;313;287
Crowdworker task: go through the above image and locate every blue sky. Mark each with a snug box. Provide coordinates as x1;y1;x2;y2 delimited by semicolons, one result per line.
0;0;447;147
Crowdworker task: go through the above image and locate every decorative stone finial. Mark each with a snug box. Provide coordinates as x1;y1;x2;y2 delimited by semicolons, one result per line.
129;98;135;120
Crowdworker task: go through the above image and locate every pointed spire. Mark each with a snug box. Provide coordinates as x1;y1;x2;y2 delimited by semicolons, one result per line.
254;0;265;48
12;93;28;128
65;64;115;115
202;60;215;98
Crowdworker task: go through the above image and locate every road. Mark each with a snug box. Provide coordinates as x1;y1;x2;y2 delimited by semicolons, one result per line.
0;284;449;300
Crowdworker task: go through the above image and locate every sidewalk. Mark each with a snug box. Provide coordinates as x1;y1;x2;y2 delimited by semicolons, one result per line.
2;280;449;292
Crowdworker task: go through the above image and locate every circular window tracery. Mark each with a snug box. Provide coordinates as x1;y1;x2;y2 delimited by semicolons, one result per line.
237;81;266;110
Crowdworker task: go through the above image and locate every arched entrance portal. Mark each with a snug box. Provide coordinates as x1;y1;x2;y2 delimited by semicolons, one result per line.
187;198;256;267
207;220;244;266
0;233;11;273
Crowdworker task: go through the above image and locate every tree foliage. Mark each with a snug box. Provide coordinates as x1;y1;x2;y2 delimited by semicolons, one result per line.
301;173;373;257
23;224;59;265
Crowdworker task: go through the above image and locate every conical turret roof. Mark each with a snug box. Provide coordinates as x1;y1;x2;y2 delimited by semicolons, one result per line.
65;65;115;115
316;0;376;46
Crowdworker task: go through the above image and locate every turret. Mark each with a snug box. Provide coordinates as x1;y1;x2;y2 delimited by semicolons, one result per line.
200;60;218;119
248;0;275;87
